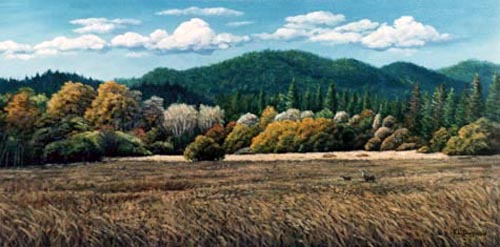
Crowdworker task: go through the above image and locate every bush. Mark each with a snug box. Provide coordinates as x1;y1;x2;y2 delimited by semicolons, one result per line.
184;136;225;161
396;143;418;151
223;124;260;154
147;141;174;155
259;106;277;130
98;130;152;157
364;137;382;151
333;111;349;124
300;111;314;119
428;127;453;153
251;120;298;153
275;109;301;121
417;146;431;153
237;113;259;126
382;115;397;128
380;128;410;151
43;133;104;164
443;118;500;155
374;127;393;140
315;108;334;119
205;123;225;145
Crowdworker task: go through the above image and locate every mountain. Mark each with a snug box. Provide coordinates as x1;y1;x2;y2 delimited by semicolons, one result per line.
381;62;466;92
438;59;500;90
126;50;408;100
0;70;102;96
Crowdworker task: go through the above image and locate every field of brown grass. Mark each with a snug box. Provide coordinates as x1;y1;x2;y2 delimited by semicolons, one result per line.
0;155;499;246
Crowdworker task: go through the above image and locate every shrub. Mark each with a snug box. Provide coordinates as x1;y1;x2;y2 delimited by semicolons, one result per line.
315;108;334;119
43;133;104;164
275;109;301;121
300;111;315;119
198;105;225;133
364;137;382;151
184;136;224;161
349;114;361;125
237;113;259;126
380;128;410;151
147;141;174;155
374;127;393;140
205;123;226;145
396;143;418;151
251;120;299;153
417;146;431;153
333;111;349;124
428;128;452;153
259;106;277;130
97;130;152;157
382;115;397;128
443;118;500;155
223;124;260;153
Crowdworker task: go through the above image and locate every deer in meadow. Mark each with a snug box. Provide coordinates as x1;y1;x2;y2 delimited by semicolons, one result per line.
360;170;376;183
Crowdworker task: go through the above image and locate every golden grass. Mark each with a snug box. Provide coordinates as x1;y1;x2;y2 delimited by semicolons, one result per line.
0;156;499;246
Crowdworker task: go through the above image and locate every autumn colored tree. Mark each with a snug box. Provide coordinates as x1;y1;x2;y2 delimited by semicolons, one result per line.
4;88;41;133
47;81;97;119
141;96;165;130
259;106;277;130
85;81;141;131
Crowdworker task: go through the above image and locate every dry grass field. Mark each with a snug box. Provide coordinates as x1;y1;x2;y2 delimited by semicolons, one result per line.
0;155;499;246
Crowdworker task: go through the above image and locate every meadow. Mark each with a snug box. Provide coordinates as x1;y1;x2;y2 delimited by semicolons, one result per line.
0;154;499;246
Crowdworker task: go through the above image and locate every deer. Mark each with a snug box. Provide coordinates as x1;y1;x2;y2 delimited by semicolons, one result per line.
360;170;376;183
340;175;351;181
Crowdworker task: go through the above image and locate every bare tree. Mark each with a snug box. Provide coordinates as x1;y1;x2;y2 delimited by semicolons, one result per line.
164;104;198;137
198;105;225;133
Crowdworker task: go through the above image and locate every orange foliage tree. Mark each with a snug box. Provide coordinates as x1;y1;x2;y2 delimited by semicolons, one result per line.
47;81;96;119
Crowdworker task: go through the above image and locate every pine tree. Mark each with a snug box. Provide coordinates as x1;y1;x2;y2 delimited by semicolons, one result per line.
431;84;446;129
455;83;469;127
443;88;456;127
339;90;348;111
314;84;323;112
230;91;241;118
404;83;421;133
468;74;484;122
486;73;500;122
362;91;371;110
324;82;337;113
257;89;265;114
286;79;299;109
420;93;434;139
302;88;313;110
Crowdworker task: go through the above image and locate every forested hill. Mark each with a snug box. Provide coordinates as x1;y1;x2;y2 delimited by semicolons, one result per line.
381;62;465;92
124;50;408;99
0;70;101;95
438;59;500;90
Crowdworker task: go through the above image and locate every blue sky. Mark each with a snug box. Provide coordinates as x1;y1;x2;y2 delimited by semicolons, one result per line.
0;0;498;80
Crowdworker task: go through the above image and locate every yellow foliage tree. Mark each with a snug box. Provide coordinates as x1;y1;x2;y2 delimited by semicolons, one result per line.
85;81;140;131
259;106;277;130
3;89;41;133
47;81;97;119
251;120;298;153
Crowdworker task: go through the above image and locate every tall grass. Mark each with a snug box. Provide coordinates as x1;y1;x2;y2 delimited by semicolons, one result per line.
0;158;498;246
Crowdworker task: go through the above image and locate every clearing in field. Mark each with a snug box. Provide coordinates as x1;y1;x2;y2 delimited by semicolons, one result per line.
0;154;499;246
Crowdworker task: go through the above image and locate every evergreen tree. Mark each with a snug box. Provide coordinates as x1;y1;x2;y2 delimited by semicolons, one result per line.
431;84;446;130
314;84;323;112
302;88;313;110
455;83;469;127
362;91;371;110
443;88;456;127
231;91;241;116
286;79;299;109
420;93;434;139
257;89;265;114
468;74;484;122
324;82;337;113
404;83;421;133
339;90;348;111
486;73;500;122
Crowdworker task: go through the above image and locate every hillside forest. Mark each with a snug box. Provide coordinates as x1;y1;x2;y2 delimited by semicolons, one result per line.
1;50;499;166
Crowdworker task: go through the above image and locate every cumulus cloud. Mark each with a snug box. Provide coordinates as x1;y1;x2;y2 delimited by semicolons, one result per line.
156;7;243;16
226;21;254;27
361;16;451;49
0;40;32;53
70;18;141;34
112;18;250;53
34;35;107;54
256;12;451;50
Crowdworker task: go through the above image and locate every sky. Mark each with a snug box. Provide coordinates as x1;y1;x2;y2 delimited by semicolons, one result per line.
0;0;499;80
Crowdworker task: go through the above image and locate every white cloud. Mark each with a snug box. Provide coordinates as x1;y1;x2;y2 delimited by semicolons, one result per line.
361;16;451;49
112;18;250;54
226;21;254;27
111;32;150;48
334;19;379;33
126;52;150;58
70;18;141;34
309;30;363;44
34;35;107;52
0;40;32;53
156;7;243;16
285;11;345;27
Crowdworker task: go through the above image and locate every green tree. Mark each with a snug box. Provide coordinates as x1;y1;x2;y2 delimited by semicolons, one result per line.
404;83;421;133
286;79;299;109
324;82;337;113
257;89;265;114
455;83;469;127
302;88;313;110
314;84;323;112
420;93;434;139
486;73;500;121
468;74;484;122
431;84;446;129
362;91;371;111
443;88;456;127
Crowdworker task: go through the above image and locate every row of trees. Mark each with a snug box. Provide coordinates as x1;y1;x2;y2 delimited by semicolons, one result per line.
1;72;499;165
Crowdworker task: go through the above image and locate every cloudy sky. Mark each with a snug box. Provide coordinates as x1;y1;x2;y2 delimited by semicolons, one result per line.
0;0;498;80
